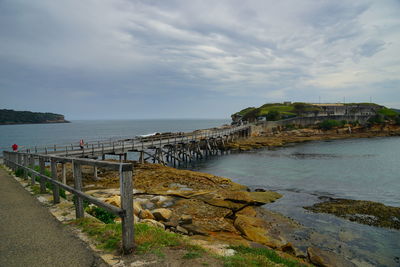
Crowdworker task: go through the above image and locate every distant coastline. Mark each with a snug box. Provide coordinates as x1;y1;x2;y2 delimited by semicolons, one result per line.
0;109;70;125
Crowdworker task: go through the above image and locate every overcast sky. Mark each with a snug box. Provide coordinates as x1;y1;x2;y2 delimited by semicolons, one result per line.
0;0;399;119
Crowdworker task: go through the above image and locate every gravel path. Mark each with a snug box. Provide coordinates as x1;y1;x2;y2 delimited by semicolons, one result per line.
0;168;105;267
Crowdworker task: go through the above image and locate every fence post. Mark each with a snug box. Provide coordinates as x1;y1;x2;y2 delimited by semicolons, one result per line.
51;159;60;204
120;165;134;254
23;154;28;179
73;161;84;218
39;157;46;193
62;163;67;184
30;155;36;185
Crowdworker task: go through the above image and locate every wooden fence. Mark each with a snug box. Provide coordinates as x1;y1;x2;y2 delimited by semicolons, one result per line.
2;151;134;254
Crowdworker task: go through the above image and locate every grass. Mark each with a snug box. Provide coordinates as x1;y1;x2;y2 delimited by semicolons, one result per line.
378;108;398;117
71;218;185;254
222;246;305;267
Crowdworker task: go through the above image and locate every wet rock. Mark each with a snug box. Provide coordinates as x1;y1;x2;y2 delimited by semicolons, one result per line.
141;219;165;229
247;191;282;205
138;209;155;220
254;188;266;192
176;225;189;235
305;198;400;229
152;208;172;221
179;214;193;225
307;247;356;267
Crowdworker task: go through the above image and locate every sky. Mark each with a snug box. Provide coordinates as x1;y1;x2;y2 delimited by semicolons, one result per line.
0;0;399;120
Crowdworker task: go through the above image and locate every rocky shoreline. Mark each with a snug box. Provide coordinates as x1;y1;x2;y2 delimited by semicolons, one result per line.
227;123;400;151
56;123;400;266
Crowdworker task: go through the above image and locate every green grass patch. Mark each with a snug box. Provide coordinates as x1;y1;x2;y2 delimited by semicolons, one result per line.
86;206;116;224
223;245;305;267
71;218;186;254
378;108;398;117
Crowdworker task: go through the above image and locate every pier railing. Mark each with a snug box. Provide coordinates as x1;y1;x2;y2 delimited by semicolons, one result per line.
2;151;134;254
16;124;250;156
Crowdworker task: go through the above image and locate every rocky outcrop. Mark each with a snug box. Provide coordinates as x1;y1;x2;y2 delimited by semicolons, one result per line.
305;197;400;230
307;247;356;267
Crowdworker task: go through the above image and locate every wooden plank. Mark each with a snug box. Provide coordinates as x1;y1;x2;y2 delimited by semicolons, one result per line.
120;168;134;254
51;159;60;204
73;161;84;218
39;157;46;193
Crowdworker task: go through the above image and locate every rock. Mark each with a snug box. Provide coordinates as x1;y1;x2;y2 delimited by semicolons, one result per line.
234;214;285;248
139;209;155;220
307;247;356;267
254;188;266;192
152;208;172;221
179;214;193;225
104;196;121;207
163;220;179;228
176;225;189;235
183;224;209;236
246;191;282;205
236;206;257;217
133;202;143;216
141;219;165;229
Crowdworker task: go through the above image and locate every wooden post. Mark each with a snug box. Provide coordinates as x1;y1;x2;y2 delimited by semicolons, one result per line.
73;161;84;218
62;163;67;184
39;157;46;193
94;165;98;180
120;166;134;254
30;155;36;185
23;154;28;179
51;159;60;204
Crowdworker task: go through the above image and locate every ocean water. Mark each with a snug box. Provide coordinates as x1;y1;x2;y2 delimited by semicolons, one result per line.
0;119;230;153
191;137;400;267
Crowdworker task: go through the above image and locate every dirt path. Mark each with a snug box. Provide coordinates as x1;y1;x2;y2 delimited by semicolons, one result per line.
0;168;106;267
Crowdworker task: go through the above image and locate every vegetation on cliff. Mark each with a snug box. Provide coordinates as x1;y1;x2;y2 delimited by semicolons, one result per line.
232;102;322;122
0;109;69;125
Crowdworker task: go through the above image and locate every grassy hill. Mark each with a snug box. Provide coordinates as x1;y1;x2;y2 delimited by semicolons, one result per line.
232;102;321;122
0;109;69;125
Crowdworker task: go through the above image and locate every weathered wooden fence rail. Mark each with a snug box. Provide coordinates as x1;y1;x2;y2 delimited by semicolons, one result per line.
2;151;134;254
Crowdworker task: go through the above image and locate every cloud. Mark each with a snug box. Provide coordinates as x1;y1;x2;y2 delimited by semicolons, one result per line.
0;0;399;119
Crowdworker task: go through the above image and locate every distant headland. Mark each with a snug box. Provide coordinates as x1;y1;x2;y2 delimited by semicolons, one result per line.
0;109;70;125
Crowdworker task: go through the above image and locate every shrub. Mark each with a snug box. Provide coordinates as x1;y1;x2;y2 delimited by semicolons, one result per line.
368;114;384;124
265;110;281;121
319;120;341;130
86;206;116;224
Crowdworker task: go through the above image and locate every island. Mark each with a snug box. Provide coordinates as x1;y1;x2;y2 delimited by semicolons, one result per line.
0;109;70;125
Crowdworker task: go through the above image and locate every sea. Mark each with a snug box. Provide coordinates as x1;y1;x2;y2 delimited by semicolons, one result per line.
0;119;399;266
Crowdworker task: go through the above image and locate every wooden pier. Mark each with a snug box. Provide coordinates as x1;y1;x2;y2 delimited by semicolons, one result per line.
21;125;251;166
